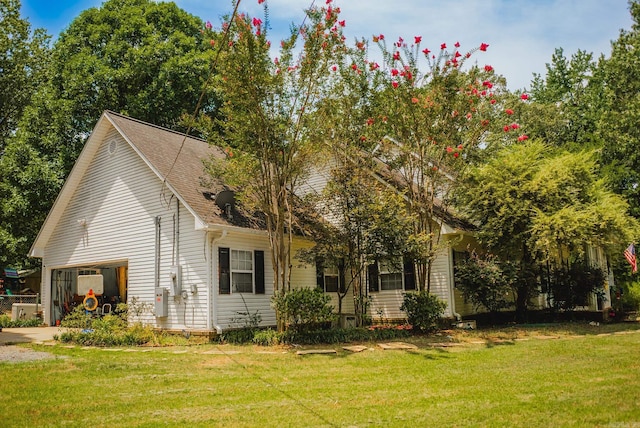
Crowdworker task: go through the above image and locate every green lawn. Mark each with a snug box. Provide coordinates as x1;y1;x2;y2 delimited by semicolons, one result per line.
2;323;640;427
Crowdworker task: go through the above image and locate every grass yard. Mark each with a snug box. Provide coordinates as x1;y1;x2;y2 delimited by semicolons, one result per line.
1;323;639;427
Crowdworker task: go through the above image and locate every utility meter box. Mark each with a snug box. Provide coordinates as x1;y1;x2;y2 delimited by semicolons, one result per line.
155;287;168;318
169;265;182;296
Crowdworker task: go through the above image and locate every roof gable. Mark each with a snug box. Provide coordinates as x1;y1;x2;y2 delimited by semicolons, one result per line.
30;111;257;257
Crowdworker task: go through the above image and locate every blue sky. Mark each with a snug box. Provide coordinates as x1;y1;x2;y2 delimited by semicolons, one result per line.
20;0;633;90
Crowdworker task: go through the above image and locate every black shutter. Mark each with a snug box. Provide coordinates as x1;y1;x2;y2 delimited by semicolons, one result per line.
219;247;230;294
403;258;416;291
338;260;346;293
368;262;379;292
254;250;265;294
315;257;325;290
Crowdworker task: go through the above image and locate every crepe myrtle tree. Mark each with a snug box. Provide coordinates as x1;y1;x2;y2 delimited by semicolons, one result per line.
329;33;530;293
201;1;347;328
297;151;413;326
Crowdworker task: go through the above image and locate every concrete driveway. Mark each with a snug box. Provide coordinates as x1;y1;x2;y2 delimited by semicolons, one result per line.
0;327;59;345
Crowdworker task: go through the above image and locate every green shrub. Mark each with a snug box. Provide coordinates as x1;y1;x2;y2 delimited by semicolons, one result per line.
217;327;257;344
252;328;280;346
621;282;640;312
0;314;42;328
279;326;411;345
213;326;412;346
57;303;157;346
454;252;516;313
271;288;335;332
548;262;605;311
400;291;446;333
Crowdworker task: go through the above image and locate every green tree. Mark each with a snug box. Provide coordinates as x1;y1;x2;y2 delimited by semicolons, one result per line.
0;0;217;268
528;48;603;150
598;0;640;218
456;140;638;320
202;2;345;326
298;150;412;325
0;0;51;267
19;0;217;173
339;35;520;293
0;0;49;152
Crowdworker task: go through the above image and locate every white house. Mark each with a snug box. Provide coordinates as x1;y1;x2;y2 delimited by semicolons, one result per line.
30;111;317;332
30;111;611;332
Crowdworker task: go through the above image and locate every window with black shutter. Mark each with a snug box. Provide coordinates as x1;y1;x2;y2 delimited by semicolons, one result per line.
403;258;416;291
219;247;230;294
316;257;325;290
368;262;379;292
219;247;265;294
254;250;265;294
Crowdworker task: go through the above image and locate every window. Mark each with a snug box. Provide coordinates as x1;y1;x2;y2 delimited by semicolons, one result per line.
231;250;253;293
219;248;265;295
379;260;403;291
368;257;415;292
316;259;346;293
323;265;340;293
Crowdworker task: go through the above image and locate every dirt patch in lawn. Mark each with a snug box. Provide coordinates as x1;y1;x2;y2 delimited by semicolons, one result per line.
0;345;58;363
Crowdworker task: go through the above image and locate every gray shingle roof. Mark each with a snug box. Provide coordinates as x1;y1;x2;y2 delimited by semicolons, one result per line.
106;111;262;229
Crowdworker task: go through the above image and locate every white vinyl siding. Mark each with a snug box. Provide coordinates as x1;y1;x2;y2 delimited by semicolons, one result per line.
41;128;209;329
213;232;273;329
213;235;322;330
370;246;453;320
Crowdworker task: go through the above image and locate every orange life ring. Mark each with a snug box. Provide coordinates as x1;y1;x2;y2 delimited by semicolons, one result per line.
83;289;99;311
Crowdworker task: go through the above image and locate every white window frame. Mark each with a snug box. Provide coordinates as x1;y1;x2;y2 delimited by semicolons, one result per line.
323;265;341;293
231;249;254;293
379;259;404;291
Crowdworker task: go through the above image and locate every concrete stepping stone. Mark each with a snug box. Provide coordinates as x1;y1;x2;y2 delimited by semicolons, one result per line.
378;342;418;350
296;349;337;355
343;345;368;353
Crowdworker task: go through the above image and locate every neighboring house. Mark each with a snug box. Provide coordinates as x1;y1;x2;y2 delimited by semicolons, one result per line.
30;112;612;331
30;111;317;331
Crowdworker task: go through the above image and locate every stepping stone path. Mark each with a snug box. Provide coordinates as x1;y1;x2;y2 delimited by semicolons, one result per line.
378;342;418;350
296;349;337;355
343;345;369;353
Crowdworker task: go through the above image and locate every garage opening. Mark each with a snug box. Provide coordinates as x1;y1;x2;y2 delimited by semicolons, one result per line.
50;262;128;326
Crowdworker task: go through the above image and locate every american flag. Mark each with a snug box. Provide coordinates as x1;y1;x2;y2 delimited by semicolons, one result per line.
625;243;637;273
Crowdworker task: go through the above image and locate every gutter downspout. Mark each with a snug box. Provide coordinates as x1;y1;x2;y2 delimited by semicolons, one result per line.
210;230;227;334
449;244;462;322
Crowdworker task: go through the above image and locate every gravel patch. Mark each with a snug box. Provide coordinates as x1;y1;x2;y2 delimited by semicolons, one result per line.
0;345;58;363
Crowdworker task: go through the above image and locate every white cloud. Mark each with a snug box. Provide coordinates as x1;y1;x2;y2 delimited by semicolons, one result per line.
25;0;633;90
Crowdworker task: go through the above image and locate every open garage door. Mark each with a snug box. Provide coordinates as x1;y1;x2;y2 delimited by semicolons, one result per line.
50;262;128;325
